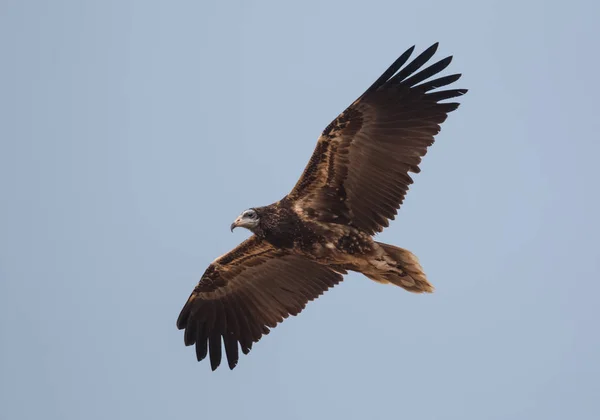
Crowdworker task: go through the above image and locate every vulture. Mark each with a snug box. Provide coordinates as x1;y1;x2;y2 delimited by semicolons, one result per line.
177;43;467;370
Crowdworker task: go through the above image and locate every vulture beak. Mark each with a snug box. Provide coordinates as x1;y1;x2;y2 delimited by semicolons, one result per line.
230;216;242;232
230;212;259;232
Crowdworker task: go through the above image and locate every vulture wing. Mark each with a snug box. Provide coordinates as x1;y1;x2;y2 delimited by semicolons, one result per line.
287;43;467;234
176;236;345;370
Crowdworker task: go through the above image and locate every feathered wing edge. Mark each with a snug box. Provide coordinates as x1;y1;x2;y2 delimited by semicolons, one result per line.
177;236;346;370
287;43;467;234
177;44;468;370
358;42;466;103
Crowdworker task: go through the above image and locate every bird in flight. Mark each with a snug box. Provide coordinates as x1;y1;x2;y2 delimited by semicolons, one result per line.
177;43;467;370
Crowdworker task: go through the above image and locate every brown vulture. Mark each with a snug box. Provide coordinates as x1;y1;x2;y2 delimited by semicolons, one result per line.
177;43;467;370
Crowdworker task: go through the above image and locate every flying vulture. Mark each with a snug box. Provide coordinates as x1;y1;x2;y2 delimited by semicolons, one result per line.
177;43;467;370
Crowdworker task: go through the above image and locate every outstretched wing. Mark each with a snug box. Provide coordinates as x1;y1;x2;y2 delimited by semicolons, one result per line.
287;43;467;235
176;236;345;370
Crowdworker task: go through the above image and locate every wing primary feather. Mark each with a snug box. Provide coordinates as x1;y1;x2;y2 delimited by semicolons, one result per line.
208;329;222;371
183;314;198;346
402;56;453;87
228;294;254;354
213;300;227;335
426;89;468;101
195;300;216;361
223;332;239;370
176;294;195;330
418;73;462;91
223;297;241;338
236;290;266;342
389;42;439;85
437;102;461;113
202;298;217;333
360;45;415;97
195;322;208;362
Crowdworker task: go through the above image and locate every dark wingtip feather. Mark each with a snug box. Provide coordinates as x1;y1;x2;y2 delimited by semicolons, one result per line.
223;333;240;370
389;43;441;85
442;102;461;112
427;88;468;102
426;42;440;57
241;343;252;355
183;321;197;346
176;294;196;330
195;338;208;362
399;45;416;62
403;56;453;87
176;308;189;330
209;332;222;371
418;73;462;92
403;45;416;61
439;55;453;67
360;45;415;97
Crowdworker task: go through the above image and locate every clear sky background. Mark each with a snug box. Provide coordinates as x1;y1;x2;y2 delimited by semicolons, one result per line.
1;1;599;419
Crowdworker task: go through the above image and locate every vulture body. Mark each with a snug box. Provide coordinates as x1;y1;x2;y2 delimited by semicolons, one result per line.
177;43;467;370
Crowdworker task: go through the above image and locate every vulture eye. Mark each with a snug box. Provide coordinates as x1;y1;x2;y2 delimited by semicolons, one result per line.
244;210;257;218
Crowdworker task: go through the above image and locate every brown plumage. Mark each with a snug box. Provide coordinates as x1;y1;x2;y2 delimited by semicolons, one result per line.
177;43;467;370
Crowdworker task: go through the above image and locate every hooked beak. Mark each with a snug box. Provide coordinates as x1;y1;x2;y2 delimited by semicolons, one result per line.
230;216;243;232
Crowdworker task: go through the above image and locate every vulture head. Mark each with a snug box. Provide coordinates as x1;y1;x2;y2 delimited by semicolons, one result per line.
230;208;260;233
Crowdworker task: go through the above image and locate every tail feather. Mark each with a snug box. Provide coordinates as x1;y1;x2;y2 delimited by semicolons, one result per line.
366;242;434;293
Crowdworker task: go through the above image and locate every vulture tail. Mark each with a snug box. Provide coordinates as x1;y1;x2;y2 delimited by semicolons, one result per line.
365;242;434;293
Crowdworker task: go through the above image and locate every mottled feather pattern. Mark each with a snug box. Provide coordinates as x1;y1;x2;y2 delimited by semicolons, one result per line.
289;42;466;234
177;43;466;370
177;236;344;370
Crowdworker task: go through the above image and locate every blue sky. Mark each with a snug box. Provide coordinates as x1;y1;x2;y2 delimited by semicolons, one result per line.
1;1;599;419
